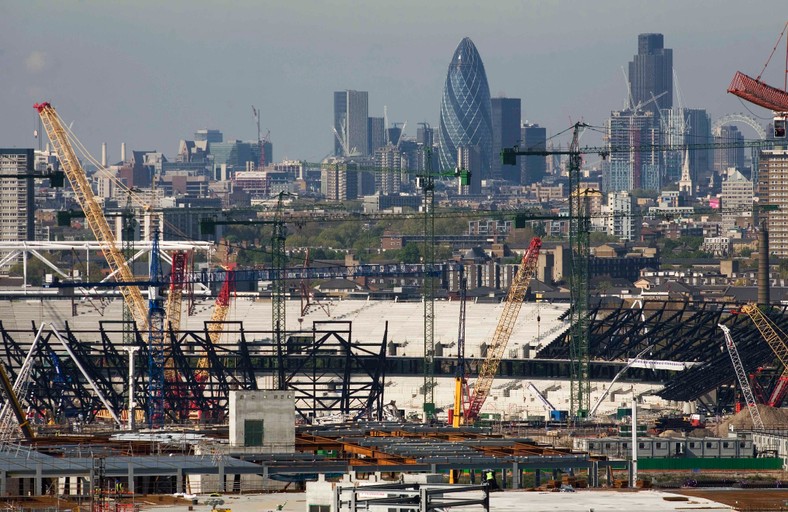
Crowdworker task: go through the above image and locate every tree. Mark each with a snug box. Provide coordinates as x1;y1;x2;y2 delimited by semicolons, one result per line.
401;243;421;264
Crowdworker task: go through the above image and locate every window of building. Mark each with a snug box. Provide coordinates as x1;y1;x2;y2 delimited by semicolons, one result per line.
244;419;264;446
308;506;330;512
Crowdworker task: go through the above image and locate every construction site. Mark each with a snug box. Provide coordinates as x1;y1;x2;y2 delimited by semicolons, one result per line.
6;27;788;512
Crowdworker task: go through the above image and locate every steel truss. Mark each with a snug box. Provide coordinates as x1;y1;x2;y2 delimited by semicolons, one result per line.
538;300;788;409
0;319;386;427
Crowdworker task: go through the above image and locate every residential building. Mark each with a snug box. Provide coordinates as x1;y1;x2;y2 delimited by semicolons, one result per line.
321;157;358;201
490;97;521;182
628;33;672;114
439;37;493;180
0;149;35;269
334;90;369;156
759;146;788;256
373;145;403;195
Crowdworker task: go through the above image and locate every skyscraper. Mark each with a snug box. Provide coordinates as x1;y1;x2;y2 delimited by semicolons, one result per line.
0;149;35;268
439;37;493;179
490;97;521;183
334;90;369;156
628;33;673;114
714;125;746;176
604;109;660;193
521;123;547;185
368;117;385;156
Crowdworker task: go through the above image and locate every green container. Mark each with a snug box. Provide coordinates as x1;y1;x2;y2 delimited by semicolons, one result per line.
617;407;632;420
638;457;782;471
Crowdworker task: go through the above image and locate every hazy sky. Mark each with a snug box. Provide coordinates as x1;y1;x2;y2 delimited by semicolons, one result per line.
2;1;786;163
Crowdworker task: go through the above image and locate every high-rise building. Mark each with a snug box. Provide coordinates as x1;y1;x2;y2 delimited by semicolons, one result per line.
661;108;712;184
210;140;259;178
0;149;35;266
456;146;482;195
490;97;521;182
759;147;788;256
604;109;660;192
368;117;385;156
194;129;223;144
416;123;434;147
721;169;752;232
321;158;359;201
439;37;493;179
714;125;746;176
334;90;369;156
374;145;403;195
628;33;673;114
521;123;547;185
605;191;636;241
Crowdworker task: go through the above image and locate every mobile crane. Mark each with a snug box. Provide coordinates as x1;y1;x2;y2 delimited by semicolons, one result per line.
718;324;764;429
465;237;541;422
34;103;149;331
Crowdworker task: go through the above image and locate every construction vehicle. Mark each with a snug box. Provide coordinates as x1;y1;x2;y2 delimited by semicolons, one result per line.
465;237;541;422
719;324;764;429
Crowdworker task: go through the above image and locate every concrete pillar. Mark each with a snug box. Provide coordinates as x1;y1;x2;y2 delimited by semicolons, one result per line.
175;468;182;494
469;470;475;484
606;465;613;486
0;470;6;496
35;463;42;496
500;469;506;489
218;458;226;492
534;470;541;487
511;463;521;489
590;462;599;488
128;463;135;494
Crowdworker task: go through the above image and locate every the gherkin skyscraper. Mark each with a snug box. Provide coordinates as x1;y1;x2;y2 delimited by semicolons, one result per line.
438;37;493;178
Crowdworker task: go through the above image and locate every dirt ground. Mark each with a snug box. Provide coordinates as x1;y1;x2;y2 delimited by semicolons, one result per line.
677;489;788;511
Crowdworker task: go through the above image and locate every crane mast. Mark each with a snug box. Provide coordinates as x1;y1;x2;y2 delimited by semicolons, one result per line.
34;102;149;331
452;265;467;428
466;237;541;422
165;250;188;332
718;324;764;429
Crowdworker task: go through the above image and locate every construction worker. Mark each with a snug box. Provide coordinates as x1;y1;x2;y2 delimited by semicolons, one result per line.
485;470;499;491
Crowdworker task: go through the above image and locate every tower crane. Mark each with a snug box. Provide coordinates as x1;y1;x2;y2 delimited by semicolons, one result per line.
502;130;770;418
452;265;468;428
34;103;149;331
416;150;471;420
465;237;541;422
718;324;764;429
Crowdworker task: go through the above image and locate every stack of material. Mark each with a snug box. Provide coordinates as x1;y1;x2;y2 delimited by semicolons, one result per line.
719;405;788;432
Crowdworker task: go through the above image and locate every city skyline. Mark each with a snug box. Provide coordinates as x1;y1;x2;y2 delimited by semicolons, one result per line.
1;1;786;163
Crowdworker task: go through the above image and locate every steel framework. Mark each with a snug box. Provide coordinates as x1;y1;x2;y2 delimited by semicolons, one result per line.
0;319;387;427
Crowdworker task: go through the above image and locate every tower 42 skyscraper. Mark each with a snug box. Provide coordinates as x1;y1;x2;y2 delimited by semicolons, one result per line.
439;37;493;179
